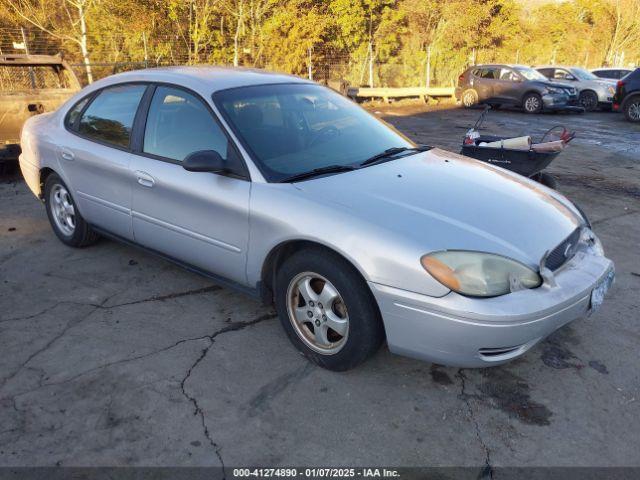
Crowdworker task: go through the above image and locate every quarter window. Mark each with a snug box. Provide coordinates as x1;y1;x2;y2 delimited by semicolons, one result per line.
65;96;91;129
143;86;228;162
78;84;146;148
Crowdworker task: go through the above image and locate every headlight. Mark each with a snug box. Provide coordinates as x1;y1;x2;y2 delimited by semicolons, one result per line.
544;87;562;95
421;251;542;297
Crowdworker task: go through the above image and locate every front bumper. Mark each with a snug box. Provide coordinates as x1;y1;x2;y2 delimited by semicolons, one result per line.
370;249;613;367
542;93;572;110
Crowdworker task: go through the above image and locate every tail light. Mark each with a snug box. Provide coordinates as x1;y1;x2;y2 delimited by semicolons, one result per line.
617;80;625;88
458;74;465;85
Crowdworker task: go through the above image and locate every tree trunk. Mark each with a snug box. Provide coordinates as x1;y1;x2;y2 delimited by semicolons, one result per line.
77;0;93;83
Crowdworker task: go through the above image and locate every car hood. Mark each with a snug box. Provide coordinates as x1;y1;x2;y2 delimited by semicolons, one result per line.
294;148;583;268
579;78;616;89
540;80;575;90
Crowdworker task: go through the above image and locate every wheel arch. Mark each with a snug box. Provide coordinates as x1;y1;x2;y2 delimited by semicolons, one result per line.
259;239;372;306
39;167;56;199
521;90;542;104
622;92;640;109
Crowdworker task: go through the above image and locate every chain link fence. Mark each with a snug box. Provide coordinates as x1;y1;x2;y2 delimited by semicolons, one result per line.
1;26;454;89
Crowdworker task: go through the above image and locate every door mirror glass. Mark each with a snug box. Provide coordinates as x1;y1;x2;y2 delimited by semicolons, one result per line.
183;150;226;173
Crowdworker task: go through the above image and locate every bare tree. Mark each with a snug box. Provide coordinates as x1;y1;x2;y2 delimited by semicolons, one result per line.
5;0;95;82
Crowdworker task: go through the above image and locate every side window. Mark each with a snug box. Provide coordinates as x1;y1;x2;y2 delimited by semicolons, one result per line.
78;84;146;148
499;68;518;81
143;86;228;162
554;69;573;80
480;68;499;79
538;68;553;79
65;96;91;130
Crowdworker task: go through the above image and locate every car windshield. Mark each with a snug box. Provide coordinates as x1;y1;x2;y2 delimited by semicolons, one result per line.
570;67;597;81
213;83;413;182
514;67;547;81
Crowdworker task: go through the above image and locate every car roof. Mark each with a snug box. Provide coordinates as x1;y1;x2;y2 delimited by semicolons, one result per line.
591;67;631;71
86;65;312;96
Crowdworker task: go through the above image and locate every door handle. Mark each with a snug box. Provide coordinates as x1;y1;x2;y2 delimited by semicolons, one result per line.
135;170;155;188
59;147;75;161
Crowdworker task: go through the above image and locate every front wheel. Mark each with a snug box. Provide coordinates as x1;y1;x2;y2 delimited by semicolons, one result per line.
44;173;99;247
275;248;384;371
579;91;599;112
522;93;543;114
624;96;640;122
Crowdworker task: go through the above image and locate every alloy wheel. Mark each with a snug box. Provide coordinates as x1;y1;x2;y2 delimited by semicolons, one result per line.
463;91;476;108
579;92;598;111
286;271;349;355
629;101;640;121
524;96;541;113
50;183;76;236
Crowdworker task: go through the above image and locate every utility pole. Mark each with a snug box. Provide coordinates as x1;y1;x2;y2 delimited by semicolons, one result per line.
142;32;149;68
368;41;374;88
425;45;432;88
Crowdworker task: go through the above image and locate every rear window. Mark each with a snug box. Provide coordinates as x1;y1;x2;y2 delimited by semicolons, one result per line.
77;84;146;148
0;65;73;91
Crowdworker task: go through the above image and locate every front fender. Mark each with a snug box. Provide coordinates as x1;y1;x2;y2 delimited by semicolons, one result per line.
245;183;451;298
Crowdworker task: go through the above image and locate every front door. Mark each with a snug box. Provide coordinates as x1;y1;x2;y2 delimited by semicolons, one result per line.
493;67;522;104
130;85;251;285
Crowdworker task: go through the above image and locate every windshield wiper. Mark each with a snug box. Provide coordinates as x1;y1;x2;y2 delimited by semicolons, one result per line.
279;164;357;183
359;145;432;167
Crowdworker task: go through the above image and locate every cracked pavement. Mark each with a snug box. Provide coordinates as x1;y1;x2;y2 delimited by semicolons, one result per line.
1;105;639;471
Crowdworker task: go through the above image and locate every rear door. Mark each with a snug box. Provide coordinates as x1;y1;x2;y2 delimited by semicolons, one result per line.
475;67;500;102
129;84;251;285
61;83;147;240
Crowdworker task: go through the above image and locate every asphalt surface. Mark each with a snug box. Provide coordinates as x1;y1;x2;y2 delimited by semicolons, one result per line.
1;104;639;473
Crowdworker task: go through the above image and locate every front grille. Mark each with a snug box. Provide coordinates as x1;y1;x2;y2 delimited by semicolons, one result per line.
545;228;581;271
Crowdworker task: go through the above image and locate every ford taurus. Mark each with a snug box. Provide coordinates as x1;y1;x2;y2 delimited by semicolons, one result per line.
19;67;614;370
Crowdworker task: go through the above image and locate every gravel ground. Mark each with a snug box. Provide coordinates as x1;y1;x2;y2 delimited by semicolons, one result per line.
1;102;638;475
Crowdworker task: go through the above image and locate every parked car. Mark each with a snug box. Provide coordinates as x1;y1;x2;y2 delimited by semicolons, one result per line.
591;68;633;80
20;67;614;370
0;54;80;173
613;68;640;122
456;64;578;113
536;66;616;111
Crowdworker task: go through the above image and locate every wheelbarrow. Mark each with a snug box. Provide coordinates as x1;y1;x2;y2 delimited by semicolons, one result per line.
460;106;575;189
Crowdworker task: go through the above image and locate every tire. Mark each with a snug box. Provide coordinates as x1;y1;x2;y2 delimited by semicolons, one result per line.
522;93;543;114
274;248;385;371
531;172;558;189
44;173;99;247
461;89;479;108
579;90;599;112
623;95;640;122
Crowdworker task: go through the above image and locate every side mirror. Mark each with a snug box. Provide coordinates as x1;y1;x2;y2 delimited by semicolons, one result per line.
183;150;226;173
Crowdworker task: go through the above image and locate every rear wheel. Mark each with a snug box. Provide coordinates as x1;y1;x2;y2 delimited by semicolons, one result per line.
522;93;543;114
44;173;99;247
579;91;599;112
275;248;384;371
624;95;640;122
462;89;479;108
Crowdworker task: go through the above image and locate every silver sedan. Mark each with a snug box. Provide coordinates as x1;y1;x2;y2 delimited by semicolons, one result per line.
19;67;614;370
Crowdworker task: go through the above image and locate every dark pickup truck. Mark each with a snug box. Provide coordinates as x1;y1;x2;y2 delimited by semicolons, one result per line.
1;54;80;172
